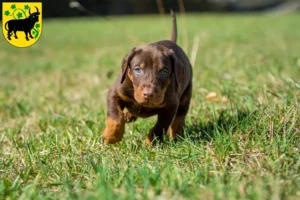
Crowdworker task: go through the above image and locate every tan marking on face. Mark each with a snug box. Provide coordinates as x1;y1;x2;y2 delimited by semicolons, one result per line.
127;70;133;82
169;115;185;140
134;85;162;107
158;65;166;70
139;63;145;68
133;85;144;103
161;79;171;94
102;117;125;144
133;79;170;107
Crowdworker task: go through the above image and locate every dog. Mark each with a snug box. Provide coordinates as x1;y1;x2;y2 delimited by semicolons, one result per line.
102;10;193;145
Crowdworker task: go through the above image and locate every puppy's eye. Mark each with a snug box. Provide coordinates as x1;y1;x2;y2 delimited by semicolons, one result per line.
160;68;169;78
134;66;143;74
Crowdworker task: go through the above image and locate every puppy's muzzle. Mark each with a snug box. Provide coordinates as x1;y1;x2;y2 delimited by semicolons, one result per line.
142;85;154;100
134;83;164;106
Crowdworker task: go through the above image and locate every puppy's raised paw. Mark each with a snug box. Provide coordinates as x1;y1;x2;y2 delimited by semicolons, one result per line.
123;109;137;123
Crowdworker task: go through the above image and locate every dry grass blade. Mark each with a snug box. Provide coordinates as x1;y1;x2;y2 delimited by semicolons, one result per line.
190;34;200;67
177;0;189;53
156;0;170;40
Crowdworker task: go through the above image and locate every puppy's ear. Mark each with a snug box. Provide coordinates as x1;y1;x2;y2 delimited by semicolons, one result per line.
169;49;184;88
120;47;136;84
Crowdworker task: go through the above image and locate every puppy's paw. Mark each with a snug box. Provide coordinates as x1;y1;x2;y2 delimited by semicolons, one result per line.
146;128;163;146
123;109;137;123
102;117;125;144
145;133;153;146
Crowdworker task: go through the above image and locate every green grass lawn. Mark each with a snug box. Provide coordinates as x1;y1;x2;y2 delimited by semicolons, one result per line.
0;13;299;199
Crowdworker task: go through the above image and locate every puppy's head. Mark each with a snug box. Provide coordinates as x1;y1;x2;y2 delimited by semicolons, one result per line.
120;44;182;106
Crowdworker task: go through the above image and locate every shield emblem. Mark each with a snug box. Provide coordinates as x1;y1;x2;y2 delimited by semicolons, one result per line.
2;2;42;48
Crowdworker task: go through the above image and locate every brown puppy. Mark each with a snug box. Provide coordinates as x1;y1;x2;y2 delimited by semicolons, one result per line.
102;11;192;145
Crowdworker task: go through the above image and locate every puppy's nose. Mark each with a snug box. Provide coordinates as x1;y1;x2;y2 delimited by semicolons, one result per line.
142;88;154;99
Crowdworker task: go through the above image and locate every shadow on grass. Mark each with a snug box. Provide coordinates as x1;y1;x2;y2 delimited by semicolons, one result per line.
184;108;254;143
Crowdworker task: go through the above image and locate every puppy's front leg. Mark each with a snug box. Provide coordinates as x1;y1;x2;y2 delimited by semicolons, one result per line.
146;105;178;145
102;87;125;144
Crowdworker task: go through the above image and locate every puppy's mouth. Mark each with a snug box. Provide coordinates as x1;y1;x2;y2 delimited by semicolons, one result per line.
139;100;160;107
134;93;164;107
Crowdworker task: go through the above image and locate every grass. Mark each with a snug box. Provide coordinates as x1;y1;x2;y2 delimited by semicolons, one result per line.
0;13;300;199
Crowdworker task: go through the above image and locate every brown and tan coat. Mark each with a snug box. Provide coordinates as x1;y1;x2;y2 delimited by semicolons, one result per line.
102;11;193;145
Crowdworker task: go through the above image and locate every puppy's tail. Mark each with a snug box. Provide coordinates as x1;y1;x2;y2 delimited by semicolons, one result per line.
170;9;177;43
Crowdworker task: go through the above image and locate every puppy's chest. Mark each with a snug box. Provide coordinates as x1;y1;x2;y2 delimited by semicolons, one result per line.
124;102;160;118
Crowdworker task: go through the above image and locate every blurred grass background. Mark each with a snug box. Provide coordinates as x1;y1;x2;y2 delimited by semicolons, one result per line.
0;14;299;199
